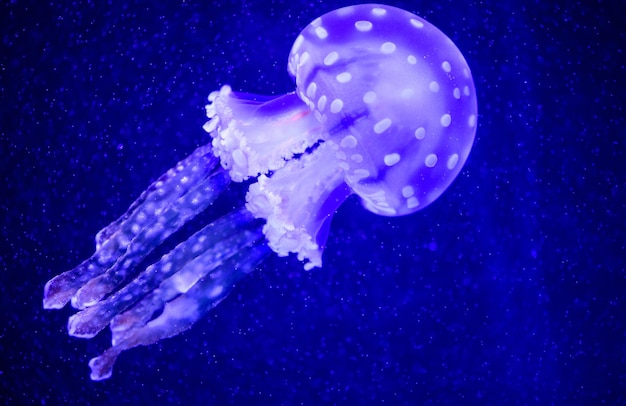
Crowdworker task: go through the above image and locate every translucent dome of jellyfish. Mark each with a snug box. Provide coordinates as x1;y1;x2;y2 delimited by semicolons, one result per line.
43;4;477;381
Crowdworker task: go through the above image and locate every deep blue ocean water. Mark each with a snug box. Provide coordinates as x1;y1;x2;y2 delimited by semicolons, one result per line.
1;0;624;404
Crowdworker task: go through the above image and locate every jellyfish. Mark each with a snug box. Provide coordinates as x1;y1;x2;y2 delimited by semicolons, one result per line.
43;4;477;381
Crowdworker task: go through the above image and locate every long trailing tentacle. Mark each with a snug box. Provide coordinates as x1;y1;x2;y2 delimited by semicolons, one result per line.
94;145;218;249
44;140;272;381
43;144;230;310
88;240;271;381
70;166;231;309
67;209;260;338
110;213;256;343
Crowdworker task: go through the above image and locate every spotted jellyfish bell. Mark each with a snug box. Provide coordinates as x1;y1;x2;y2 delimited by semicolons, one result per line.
210;3;477;270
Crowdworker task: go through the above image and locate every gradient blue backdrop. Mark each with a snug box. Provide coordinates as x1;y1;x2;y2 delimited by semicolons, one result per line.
1;0;624;404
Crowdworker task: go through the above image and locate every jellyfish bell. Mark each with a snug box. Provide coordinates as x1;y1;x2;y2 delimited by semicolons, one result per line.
210;4;477;267
43;4;477;380
287;4;477;217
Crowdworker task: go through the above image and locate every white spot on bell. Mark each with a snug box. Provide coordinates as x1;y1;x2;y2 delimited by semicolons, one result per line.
315;26;328;39
380;42;396;54
330;99;344;114
384;153;401;166
447;153;459;169
453;88;461;99
410;18;424;28
324;51;339;66
336;72;352;83
340;135;358;148
469;114;476;127
363;91;377;104
425;153;438;167
306;82;317;99
429;81;440;92
407;55;417;64
374;118;392;134
292;35;304;52
372;7;386;16
317;95;327;111
355;20;373;32
414;127;426;140
401;185;414;198
440;114;452;127
407;196;419;209
442;61;451;72
298;51;310;67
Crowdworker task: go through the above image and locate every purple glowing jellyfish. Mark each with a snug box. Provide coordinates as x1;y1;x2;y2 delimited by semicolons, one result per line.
43;4;477;380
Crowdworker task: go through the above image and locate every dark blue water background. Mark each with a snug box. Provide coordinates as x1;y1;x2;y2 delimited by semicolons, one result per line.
1;0;624;404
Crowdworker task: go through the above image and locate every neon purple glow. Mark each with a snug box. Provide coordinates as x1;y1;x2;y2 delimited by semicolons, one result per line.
43;4;477;380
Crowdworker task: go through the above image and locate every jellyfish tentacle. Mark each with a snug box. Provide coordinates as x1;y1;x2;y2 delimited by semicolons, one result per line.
110;210;258;341
43;144;223;310
71;166;232;309
67;209;261;338
95;144;219;249
87;241;271;381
